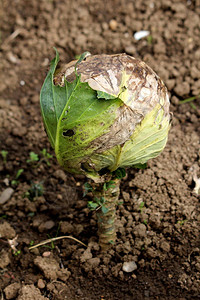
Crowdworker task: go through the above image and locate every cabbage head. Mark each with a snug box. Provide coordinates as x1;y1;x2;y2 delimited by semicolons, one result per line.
40;50;171;182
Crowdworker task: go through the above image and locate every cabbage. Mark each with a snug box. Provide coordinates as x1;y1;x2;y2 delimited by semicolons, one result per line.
40;50;170;183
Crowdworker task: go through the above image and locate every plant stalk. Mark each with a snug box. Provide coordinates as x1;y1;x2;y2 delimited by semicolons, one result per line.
91;178;120;251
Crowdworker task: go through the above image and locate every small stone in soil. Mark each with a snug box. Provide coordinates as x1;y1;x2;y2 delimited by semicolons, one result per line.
0;187;14;204
124;45;136;55
37;279;45;289
109;19;118;31
54;169;66;181
38;220;55;232
42;251;51;257
122;261;137;273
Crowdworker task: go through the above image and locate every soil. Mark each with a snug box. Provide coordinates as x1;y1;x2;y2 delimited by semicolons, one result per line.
0;0;200;299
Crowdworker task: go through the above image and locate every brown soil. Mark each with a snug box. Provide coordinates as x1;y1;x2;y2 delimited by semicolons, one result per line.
0;0;200;299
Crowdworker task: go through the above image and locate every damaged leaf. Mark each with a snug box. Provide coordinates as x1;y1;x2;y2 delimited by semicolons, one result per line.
40;50;171;182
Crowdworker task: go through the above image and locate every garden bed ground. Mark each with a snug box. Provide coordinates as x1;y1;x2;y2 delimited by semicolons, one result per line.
0;0;200;299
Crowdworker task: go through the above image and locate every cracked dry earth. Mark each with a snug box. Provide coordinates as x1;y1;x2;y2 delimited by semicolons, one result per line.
0;0;200;299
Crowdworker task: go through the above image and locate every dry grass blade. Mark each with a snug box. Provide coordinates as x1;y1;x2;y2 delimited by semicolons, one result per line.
29;235;87;250
2;29;22;45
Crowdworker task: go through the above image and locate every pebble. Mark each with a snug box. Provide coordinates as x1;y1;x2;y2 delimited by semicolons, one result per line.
38;220;55;232
54;169;66;181
37;279;45;289
134;30;150;40
124;45;136;55
42;251;51;257
109;19;118;31
122;261;137;273
0;187;14;204
20;80;25;86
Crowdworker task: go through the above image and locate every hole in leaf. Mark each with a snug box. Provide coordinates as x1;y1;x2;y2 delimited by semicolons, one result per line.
81;163;89;172
98;167;110;176
63;129;75;137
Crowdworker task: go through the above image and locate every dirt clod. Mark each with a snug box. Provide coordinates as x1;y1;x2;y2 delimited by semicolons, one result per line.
133;224;146;237
0;249;11;268
17;285;48;300
0;222;16;239
34;256;60;280
80;247;93;263
4;282;21;300
38;220;55;232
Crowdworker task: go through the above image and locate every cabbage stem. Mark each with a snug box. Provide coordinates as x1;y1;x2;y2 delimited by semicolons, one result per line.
91;178;120;251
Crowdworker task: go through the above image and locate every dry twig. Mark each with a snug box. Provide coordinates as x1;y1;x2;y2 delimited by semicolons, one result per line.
29;235;87;250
